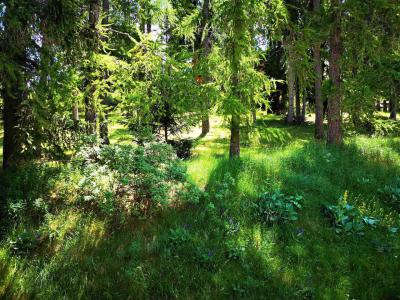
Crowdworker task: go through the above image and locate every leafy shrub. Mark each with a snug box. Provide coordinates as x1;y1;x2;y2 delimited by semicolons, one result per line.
324;191;379;234
253;190;303;224
70;142;189;217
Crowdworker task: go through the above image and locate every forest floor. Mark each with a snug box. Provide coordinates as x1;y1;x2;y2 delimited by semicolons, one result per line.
0;114;400;299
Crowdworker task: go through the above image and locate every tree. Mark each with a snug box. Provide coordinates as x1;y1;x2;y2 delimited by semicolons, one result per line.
313;0;324;139
327;0;342;145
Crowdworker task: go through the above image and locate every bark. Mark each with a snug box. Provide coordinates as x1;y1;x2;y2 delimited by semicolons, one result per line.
99;0;110;143
295;78;301;121
252;102;257;124
229;114;240;158
383;100;388;112
197;0;212;136
99;113;110;144
327;0;343;145
287;44;295;124
314;0;324;139
302;88;307;123
389;98;397;120
85;0;100;135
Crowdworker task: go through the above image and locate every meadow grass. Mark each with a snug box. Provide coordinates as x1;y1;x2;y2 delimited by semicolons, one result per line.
0;115;399;299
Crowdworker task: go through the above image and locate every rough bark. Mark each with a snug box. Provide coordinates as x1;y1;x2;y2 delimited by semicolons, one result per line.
287;43;295;124
314;0;324;139
327;0;343;145
85;0;100;135
229;114;240;158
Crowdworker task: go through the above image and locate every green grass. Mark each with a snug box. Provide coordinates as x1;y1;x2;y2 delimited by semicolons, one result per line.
0;115;399;299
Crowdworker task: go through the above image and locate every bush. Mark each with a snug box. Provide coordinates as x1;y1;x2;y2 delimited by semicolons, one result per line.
70;142;189;217
253;190;303;225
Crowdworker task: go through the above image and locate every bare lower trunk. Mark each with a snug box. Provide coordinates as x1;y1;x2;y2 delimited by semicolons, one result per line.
201;116;210;136
85;92;97;135
390;98;397;120
100;113;110;144
383;100;388;112
295;78;301;121
287;47;295;124
72;104;79;128
164;125;168;142
302;89;307;123
252;101;257;124
327;0;343;145
376;101;381;111
229;114;240;158
314;0;324;139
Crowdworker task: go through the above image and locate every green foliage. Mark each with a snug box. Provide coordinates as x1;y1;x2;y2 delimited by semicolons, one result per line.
253;189;303;224
70;142;188;216
324;191;379;234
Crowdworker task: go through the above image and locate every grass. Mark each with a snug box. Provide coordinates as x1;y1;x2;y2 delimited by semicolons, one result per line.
0;114;399;299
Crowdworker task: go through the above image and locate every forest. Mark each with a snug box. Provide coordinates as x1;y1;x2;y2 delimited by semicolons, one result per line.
0;0;399;299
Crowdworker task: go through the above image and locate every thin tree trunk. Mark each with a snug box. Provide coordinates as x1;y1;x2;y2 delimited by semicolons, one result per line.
295;78;301;122
314;0;324;138
287;44;295;124
327;0;342;145
252;102;257;124
72;104;79;129
198;0;212;136
99;0;110;144
302;88;307;123
390;98;397;120
383;100;388;112
85;0;100;135
229;114;240;157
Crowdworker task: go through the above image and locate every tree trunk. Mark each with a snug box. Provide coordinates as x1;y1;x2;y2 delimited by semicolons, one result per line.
252;102;257;124
302;88;307;123
85;0;100;135
287;45;295;124
376;101;381;111
99;0;110;143
314;0;324;139
197;0;212;136
201;116;210;136
383;100;388;112
295;78;301;122
229;114;240;158
99;113;110;144
327;0;342;145
72;104;79;129
390;98;397;120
